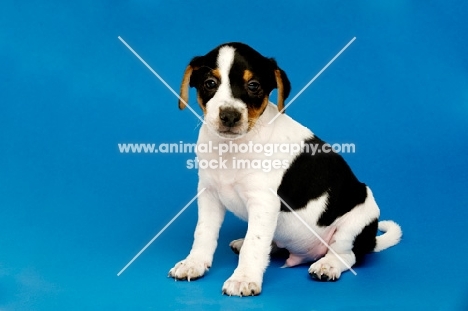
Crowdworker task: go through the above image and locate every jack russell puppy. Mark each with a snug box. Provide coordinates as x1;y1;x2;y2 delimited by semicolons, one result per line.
168;42;402;296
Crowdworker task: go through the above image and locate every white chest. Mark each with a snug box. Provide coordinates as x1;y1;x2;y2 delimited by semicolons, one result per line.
196;103;315;224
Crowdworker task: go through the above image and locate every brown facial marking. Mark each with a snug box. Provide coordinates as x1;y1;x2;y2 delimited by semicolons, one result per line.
243;70;254;83
212;68;221;80
274;69;285;113
248;95;270;130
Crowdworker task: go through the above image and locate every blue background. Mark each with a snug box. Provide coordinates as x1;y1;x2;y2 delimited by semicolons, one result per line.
1;1;467;310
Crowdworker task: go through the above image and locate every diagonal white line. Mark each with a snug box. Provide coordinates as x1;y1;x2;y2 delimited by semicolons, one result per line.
117;188;206;276
118;36;206;124
268;188;357;276
268;37;356;124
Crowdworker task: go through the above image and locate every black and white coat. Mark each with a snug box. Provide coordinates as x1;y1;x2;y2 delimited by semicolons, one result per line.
169;42;402;297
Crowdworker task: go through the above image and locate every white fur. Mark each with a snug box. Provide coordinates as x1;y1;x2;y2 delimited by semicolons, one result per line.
204;46;249;138
169;103;312;295
169;47;401;296
307;188;381;280
374;220;402;252
169;103;400;294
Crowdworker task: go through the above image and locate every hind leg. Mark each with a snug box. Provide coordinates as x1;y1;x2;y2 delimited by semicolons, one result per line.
308;225;358;281
310;187;380;281
229;239;244;254
309;251;355;281
230;239;288;257
308;218;379;281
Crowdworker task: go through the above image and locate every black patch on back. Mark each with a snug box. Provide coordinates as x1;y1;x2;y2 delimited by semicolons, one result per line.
352;218;378;262
277;136;367;226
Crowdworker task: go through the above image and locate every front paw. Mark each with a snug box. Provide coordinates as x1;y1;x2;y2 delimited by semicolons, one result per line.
168;258;210;281
222;276;262;296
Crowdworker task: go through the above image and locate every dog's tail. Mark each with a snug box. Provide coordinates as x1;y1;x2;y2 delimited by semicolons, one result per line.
373;220;402;252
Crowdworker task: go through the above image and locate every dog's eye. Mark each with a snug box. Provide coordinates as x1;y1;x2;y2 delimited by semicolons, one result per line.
204;78;218;90
247;81;260;92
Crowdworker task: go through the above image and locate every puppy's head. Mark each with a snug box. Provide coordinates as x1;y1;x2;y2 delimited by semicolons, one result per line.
179;43;291;139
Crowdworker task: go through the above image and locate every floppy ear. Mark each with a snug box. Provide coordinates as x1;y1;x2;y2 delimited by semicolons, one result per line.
274;68;291;113
178;65;193;110
178;56;203;110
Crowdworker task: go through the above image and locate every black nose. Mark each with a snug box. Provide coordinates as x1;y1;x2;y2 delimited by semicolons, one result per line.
219;108;241;127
